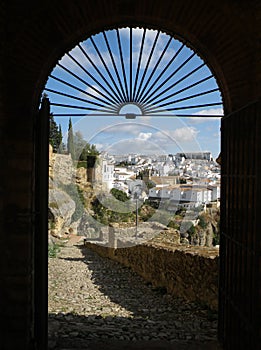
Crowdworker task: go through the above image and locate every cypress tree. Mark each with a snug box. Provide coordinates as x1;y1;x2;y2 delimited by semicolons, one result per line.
58;124;62;145
49;113;61;153
67;118;75;159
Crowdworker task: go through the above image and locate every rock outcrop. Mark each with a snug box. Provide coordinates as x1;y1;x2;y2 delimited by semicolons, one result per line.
49;146;78;239
48;145;220;248
49;187;76;237
49;145;75;185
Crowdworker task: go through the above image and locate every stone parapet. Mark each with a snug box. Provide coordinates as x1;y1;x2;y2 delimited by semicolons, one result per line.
85;241;219;311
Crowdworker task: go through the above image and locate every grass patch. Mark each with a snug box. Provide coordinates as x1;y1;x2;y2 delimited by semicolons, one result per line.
48;243;61;258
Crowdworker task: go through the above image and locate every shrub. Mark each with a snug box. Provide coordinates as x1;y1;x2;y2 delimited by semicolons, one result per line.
48;243;61;258
167;220;180;230
77;161;87;169
198;214;208;229
110;188;129;202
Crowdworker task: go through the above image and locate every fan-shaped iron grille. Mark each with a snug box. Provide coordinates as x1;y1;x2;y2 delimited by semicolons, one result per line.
45;27;223;117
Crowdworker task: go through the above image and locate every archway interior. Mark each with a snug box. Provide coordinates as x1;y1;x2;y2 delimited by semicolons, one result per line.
46;27;222;339
44;27;223;119
45;26;223;227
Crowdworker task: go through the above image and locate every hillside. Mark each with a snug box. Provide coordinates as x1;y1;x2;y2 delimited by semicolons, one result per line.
48;146;220;248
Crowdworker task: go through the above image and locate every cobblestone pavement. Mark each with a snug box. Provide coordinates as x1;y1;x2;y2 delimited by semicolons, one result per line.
48;243;222;349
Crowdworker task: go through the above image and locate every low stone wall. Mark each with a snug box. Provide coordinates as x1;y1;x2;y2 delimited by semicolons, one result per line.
84;241;219;310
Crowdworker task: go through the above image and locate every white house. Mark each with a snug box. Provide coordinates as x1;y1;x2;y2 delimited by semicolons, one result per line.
114;171;132;181
209;185;220;201
102;159;114;190
157;162;175;176
112;181;129;194
149;185;169;199
149;182;213;202
183;188;212;204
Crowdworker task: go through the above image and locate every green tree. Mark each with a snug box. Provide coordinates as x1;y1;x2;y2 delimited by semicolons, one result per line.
110;188;129;202
49;114;62;153
80;142;100;160
198;214;208;229
67;118;75;159
74;131;87;159
72;131;100;161
58;124;62;146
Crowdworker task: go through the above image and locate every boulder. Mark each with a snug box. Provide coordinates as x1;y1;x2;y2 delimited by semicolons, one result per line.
49;188;76;236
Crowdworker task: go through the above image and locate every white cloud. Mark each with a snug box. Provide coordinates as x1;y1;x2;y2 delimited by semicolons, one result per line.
58;45;90;73
172;127;199;142
100;123;143;136
84;84;101;99
137;132;152;141
193;107;223;117
128;27;177;74
187;108;223;124
156;127;199;143
199;108;223;115
97;124;199;151
105;138;163;155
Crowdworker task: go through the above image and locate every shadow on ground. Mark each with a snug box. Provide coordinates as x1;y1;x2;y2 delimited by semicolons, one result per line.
49;313;221;350
48;244;221;349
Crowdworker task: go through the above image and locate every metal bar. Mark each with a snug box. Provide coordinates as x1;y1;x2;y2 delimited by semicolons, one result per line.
146;102;223;114
102;31;127;101
78;43;124;102
144;52;196;104
52;112;223;118
145;75;214;106
52;114;117;117
137;36;173;102
139;42;186;103
66;52;121;104
145;63;206;105
45;87;116;109
116;29;129;101
50;102;118;113
133;28;146;100
89;37;125;102
145;88;219;111
56;64;117;105
135;30;160;101
49;74;116;105
130;27;133;101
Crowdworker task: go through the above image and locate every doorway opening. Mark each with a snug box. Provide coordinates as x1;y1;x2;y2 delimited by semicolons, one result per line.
45;26;223;348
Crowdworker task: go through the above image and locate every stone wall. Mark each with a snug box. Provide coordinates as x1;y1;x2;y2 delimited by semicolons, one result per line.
85;241;219;311
49;146;75;185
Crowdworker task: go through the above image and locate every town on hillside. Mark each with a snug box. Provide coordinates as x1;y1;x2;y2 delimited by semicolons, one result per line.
95;151;220;210
49;120;220;248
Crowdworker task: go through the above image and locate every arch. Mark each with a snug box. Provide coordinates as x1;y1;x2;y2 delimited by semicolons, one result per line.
8;0;259;116
1;1;260;349
44;26;224;118
34;21;229;115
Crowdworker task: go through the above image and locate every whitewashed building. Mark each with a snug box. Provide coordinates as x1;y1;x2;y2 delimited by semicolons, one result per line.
149;184;212;208
209;185;220;201
183;188;212;204
101;159;114;190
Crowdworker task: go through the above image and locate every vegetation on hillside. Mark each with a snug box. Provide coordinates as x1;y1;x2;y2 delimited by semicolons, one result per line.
49;113;63;153
67;124;100;163
88;187;220;246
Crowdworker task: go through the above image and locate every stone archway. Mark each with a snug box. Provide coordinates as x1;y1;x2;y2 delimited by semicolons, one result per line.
1;1;260;349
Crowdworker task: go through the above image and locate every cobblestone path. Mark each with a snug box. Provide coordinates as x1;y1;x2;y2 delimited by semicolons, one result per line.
48;243;221;349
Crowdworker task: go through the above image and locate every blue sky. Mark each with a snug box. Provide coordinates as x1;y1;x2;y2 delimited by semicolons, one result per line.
45;27;222;159
56;113;221;158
